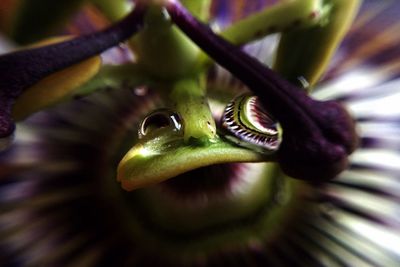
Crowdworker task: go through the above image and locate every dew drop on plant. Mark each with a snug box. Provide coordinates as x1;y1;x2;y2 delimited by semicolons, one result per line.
138;109;183;139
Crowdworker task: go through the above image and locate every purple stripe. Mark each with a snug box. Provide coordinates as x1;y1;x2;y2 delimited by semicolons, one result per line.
324;0;400;81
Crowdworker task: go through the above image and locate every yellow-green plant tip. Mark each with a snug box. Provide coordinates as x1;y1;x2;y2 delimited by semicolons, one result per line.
117;138;273;191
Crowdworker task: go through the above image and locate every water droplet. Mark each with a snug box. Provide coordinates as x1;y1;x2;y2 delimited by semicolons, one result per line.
221;94;281;153
297;76;310;89
138;109;182;139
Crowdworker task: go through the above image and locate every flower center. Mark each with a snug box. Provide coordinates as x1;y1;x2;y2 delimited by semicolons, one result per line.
92;88;308;258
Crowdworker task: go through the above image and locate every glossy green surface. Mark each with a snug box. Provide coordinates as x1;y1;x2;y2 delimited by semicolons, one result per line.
117;134;274;191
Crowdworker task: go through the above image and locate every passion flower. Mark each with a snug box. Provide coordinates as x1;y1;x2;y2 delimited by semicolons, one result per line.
0;0;399;266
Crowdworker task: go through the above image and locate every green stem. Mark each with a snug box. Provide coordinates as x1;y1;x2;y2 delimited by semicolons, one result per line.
129;4;205;80
196;0;325;71
273;0;361;87
181;0;212;21
197;0;359;88
169;77;217;144
90;0;132;21
221;0;323;45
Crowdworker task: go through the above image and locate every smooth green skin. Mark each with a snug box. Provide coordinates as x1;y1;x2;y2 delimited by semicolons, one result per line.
90;0;132;20
128;0;211;80
117;132;274;191
129;5;203;80
180;0;212;21
169;77;217;142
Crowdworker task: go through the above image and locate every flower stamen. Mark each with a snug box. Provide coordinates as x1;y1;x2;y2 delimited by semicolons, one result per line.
166;0;359;181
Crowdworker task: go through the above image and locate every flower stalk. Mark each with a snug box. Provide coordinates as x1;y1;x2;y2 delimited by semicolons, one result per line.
169;77;217;142
166;0;359;181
